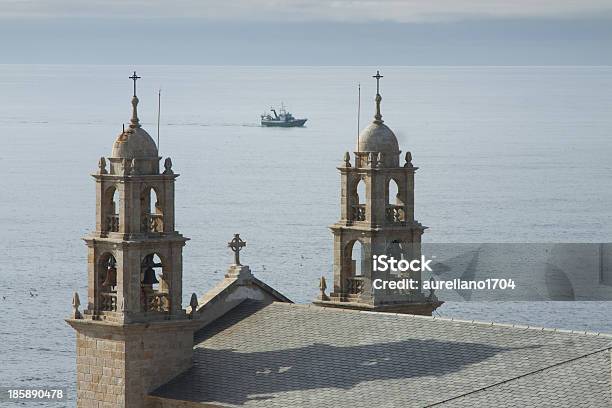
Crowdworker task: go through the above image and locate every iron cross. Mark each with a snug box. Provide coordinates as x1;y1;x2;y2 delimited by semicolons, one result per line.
228;234;247;265
129;71;141;97
373;70;383;94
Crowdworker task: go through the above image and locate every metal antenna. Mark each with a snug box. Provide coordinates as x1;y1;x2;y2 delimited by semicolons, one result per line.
357;82;361;152
157;88;161;152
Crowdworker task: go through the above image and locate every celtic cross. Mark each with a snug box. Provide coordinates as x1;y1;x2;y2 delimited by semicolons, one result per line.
228;234;247;265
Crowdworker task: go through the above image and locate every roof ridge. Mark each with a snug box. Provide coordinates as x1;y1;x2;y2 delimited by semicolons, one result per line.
271;302;612;339
424;347;612;407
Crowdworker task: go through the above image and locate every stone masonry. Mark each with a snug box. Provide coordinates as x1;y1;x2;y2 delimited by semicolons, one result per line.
69;320;195;408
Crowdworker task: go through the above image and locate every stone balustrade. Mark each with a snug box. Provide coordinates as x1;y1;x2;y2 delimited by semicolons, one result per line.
346;277;365;294
142;213;164;233
385;205;405;223
145;292;169;312
99;292;117;311
351;205;366;221
105;214;119;232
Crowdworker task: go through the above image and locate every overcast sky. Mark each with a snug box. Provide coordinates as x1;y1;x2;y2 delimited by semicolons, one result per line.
1;0;611;64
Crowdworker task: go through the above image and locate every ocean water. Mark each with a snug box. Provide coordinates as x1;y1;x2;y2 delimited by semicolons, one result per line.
1;65;612;405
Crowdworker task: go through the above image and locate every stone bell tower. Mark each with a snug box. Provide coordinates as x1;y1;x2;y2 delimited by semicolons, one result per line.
314;71;442;315
67;72;197;408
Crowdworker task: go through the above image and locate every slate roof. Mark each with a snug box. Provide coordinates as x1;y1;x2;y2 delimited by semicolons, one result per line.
152;300;612;408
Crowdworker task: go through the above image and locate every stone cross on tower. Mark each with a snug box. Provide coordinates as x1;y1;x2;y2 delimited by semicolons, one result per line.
228;234;247;265
372;70;384;123
129;71;142;128
373;70;383;94
129;71;141;97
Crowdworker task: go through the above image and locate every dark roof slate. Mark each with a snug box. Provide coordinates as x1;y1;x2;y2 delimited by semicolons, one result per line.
153;300;612;407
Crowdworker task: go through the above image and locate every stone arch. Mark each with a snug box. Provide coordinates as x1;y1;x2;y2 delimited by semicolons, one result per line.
350;176;367;221
387;178;401;205
352;240;364;276
97;252;118;311
344;239;366;295
140;185;164;233
386;177;405;223
103;185;119;232
356;178;366;205
140;252;169;312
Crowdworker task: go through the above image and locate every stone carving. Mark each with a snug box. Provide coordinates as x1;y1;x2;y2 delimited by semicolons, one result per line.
189;293;198;318
123;158;132;175
163;157;174;175
72;292;82;319
368;152;376;168
98;157;108;175
228;234;247;265
377;152;384;168
404;151;413;167
318;276;330;301
343;152;351;168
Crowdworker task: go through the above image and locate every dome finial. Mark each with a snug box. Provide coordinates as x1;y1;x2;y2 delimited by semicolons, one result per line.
129;71;141;129
373;70;384;124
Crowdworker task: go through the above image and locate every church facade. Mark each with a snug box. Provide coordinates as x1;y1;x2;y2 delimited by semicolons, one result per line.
67;72;612;408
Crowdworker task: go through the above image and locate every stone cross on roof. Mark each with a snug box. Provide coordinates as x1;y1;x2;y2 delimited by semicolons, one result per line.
228;234;247;265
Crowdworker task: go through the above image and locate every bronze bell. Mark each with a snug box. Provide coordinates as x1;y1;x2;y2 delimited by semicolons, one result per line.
142;266;159;285
102;259;117;287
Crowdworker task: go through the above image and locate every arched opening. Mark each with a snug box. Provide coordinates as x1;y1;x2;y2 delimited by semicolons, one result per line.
103;186;119;233
356;179;366;205
386;178;405;223
385;239;406;276
140;187;164;233
388;179;399;205
344;240;365;295
351;240;364;276
140;253;169;312
351;178;366;221
98;253;117;311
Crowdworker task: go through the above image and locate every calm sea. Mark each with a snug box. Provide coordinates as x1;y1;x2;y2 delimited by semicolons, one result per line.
1;65;612;405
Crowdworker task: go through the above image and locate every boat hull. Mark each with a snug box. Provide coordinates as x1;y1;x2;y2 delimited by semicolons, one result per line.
261;118;307;127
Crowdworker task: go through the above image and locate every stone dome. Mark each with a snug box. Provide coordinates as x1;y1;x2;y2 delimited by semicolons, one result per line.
111;94;159;159
357;121;400;154
111;127;158;159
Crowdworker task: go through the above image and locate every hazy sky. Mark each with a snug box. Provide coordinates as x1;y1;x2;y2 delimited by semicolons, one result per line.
1;0;611;64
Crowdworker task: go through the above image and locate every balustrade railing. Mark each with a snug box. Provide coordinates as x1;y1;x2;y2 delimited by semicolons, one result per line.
385;205;405;223
346;277;365;295
142;214;164;233
351;205;366;221
105;214;119;232
144;292;169;312
99;292;117;311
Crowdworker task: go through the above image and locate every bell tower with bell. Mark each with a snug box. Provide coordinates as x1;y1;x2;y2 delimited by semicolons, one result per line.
67;72;197;408
314;71;442;315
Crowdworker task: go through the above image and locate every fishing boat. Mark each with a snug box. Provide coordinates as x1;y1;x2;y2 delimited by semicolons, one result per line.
261;105;307;127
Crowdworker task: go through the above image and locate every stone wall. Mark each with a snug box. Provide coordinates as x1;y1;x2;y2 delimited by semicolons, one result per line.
124;329;193;407
70;319;195;408
76;332;126;408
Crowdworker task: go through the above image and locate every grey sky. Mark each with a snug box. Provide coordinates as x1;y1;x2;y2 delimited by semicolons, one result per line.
3;0;612;21
1;0;611;65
